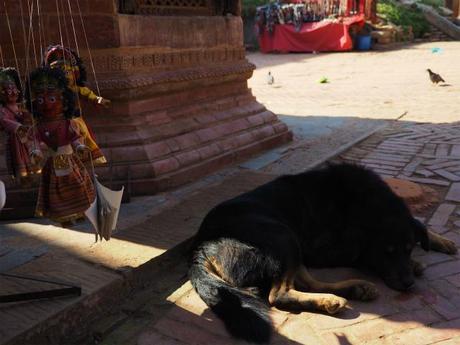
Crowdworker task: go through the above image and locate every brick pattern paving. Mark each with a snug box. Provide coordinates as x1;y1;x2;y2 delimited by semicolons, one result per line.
0;171;276;345
133;122;460;345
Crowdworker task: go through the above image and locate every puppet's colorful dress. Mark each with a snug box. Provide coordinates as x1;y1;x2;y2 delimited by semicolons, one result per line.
0;106;39;179
71;84;106;164
34;119;95;223
45;46;107;165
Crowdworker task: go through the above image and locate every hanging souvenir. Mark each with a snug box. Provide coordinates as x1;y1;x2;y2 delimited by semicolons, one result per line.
26;66;95;227
0;67;40;183
44;45;109;165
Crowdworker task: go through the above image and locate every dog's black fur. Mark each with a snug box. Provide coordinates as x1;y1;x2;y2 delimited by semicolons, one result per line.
189;163;453;343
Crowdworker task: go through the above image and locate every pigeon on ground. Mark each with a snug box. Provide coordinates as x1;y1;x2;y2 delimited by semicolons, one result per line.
427;69;445;84
267;71;274;85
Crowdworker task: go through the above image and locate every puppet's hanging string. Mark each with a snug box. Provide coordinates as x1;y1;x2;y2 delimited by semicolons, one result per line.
23;0;38;67
75;0;101;96
0;45;5;66
3;1;21;82
66;0;80;56
36;0;47;64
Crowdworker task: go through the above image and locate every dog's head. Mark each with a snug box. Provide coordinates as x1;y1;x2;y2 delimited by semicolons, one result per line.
364;216;429;291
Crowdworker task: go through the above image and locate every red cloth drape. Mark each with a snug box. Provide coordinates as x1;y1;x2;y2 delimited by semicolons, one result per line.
258;15;365;53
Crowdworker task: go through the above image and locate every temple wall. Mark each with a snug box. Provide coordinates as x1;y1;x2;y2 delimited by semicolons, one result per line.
0;0;291;217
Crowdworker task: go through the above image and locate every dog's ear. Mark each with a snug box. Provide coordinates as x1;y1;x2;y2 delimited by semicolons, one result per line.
413;218;430;251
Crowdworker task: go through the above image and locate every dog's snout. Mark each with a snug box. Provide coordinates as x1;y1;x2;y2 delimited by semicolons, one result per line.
401;277;415;291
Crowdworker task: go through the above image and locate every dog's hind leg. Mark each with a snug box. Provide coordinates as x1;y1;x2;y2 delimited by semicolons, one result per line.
268;270;347;315
428;230;458;254
294;266;379;301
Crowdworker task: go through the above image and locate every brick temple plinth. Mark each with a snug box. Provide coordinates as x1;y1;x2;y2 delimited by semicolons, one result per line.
0;0;292;216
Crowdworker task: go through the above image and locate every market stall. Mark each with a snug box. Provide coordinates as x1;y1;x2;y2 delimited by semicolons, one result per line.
256;0;372;53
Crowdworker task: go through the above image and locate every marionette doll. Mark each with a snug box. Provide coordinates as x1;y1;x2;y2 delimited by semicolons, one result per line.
44;45;109;165
0;67;40;183
26;66;95;227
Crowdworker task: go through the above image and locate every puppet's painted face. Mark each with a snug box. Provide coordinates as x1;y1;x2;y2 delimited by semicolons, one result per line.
63;64;79;86
0;81;19;105
34;89;64;120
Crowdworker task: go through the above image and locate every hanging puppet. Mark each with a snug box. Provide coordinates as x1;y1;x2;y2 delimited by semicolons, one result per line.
44;44;109;165
0;67;40;183
26;66;95;227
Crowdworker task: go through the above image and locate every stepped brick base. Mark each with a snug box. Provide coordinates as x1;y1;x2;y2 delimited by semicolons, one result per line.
0;8;292;219
88;65;292;195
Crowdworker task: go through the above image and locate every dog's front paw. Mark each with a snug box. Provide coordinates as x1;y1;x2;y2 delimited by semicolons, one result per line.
350;281;380;301
319;295;348;314
411;259;426;276
437;238;458;255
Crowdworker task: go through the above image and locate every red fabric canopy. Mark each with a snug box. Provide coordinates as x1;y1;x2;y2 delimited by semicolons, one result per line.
258;15;365;53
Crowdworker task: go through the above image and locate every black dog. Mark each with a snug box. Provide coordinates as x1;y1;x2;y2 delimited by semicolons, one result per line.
189;163;457;343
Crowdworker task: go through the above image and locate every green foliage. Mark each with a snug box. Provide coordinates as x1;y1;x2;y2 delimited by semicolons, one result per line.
377;0;430;38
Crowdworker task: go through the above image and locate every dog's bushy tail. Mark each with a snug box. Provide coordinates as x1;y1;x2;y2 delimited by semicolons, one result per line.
189;246;272;344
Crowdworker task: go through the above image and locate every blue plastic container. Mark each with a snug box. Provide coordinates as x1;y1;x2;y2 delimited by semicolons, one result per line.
355;35;372;51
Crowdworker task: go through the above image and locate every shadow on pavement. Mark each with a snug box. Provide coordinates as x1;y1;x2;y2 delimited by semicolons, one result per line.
1;117;460;344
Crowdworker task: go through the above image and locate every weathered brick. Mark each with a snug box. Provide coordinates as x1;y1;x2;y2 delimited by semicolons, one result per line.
194;114;216;125
260;111;277;123
145;141;172;160
397;175;449;186
217;138;237;151
445;183;460;202
433;169;460;182
428;204;456;227
429;300;460;320
175;150;201;166
195;128;219;143
347;308;440;343
375;321;460;345
425;260;460;280
154;316;234;345
426;161;460;170
252;125;276;141
414;251;454;266
197;144;222;161
138;330;185;345
367;153;411;163
234;132;254;147
247;114;265;126
174;133;202;150
273;122;289;134
403;157;424;175
362;159;406;167
436;143;450;156
278;318;328;344
152;157;180;176
451;145;460;157
446;274;460;288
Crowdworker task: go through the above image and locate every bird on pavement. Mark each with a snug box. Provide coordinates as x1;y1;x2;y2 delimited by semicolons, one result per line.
427;69;445;84
267;71;274;85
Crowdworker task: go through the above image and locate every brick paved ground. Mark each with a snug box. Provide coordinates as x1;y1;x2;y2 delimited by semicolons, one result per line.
125;121;460;345
116;42;460;345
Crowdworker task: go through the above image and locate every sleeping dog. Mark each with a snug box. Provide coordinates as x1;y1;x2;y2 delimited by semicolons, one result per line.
189;163;457;343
